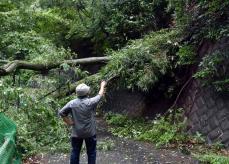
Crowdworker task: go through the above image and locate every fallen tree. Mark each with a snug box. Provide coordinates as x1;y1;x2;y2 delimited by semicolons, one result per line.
53;76;95;99
0;57;110;76
50;74;118;99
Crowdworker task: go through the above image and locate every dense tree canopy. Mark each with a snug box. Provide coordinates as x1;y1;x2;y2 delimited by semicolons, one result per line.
0;0;228;161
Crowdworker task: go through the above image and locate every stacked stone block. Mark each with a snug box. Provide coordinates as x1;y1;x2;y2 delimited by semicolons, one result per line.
178;80;229;148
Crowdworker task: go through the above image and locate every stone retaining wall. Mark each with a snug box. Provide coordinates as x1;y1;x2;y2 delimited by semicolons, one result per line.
178;37;229;148
178;80;229;148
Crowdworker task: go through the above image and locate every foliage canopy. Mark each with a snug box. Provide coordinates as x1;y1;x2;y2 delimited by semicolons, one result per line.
0;0;228;160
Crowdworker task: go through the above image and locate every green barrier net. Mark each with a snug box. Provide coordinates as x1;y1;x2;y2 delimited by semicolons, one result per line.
0;112;21;164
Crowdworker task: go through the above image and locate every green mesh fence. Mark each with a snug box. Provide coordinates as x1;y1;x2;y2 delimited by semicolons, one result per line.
0;112;21;164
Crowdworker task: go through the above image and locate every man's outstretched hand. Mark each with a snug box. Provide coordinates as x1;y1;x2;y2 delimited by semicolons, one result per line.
101;81;107;88
99;81;107;96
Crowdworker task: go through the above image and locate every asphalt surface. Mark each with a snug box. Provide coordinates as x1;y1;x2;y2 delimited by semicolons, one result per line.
37;118;197;164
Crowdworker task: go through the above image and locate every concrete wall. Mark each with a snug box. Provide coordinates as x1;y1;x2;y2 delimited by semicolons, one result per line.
102;89;147;117
102;89;173;118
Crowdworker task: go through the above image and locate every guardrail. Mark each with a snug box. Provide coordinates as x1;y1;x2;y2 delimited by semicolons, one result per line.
0;113;21;164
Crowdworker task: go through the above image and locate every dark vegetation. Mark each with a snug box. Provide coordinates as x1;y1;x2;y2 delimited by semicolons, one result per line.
0;0;228;163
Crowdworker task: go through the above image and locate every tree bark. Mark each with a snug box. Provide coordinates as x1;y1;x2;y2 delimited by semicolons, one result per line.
0;57;110;76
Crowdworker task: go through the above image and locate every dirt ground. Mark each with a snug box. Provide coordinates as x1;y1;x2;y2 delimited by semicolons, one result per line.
32;117;198;164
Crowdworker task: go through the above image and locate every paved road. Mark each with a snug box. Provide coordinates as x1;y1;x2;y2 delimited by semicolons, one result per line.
38;118;198;164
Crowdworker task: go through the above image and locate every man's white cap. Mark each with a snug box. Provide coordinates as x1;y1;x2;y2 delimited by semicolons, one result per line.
76;83;90;96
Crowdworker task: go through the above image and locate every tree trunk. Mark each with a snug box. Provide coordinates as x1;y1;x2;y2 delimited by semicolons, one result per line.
0;57;110;76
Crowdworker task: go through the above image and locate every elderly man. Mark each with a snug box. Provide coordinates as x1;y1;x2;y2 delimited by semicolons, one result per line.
58;81;107;164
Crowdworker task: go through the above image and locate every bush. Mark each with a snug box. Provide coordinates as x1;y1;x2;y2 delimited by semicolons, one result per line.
101;29;181;91
195;153;229;164
194;50;229;92
0;78;70;158
105;108;189;147
1;31;72;62
177;45;196;65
